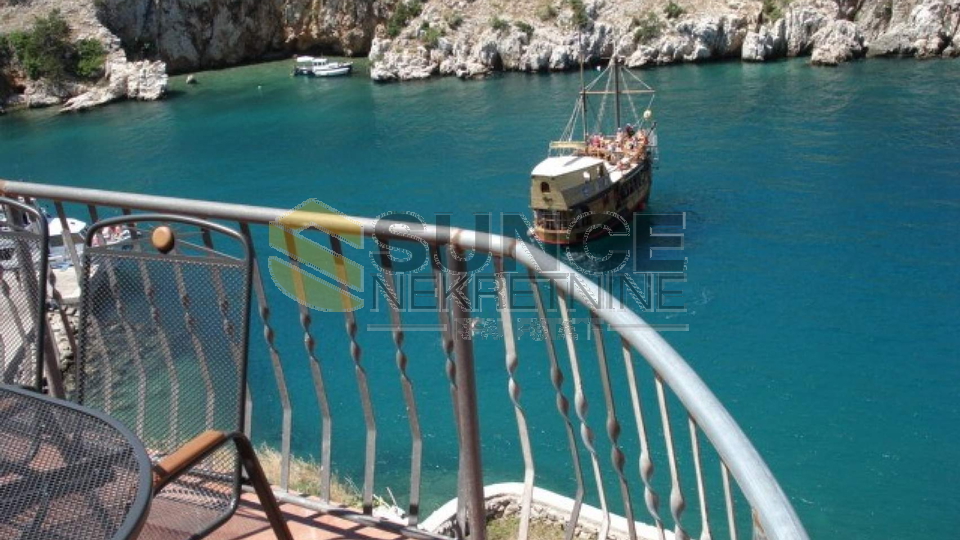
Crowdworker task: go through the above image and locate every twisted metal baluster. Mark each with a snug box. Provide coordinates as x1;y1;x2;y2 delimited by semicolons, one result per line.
379;242;423;524
621;340;665;540
241;223;293;492
431;244;465;537
557;292;610;540
46;264;78;363
529;270;583;540
689;418;712;540
721;463;738;540
447;242;486;540
495;257;534;540
330;235;377;515
655;374;690;540
277;225;334;501
52;202;82;280
590;314;637;540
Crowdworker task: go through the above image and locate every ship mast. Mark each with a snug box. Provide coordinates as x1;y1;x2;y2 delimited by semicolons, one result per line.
614;55;622;130
579;28;587;142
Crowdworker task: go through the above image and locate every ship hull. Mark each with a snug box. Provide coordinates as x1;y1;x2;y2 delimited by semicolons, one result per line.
533;164;652;246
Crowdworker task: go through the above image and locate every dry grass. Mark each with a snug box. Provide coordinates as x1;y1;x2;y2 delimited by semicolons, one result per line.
487;516;566;540
257;445;362;508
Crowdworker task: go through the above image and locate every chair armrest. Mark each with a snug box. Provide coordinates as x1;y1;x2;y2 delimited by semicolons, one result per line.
152;430;229;493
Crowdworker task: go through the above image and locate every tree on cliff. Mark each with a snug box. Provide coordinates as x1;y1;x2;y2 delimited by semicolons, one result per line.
3;9;106;82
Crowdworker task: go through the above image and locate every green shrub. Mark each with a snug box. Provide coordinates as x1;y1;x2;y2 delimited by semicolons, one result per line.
445;13;464;29
762;0;786;21
0;34;10;67
11;10;73;81
514;21;535;38
386;0;424;38
3;10;107;81
632;12;664;43
565;0;589;28
491;16;510;32
421;25;443;48
664;1;685;19
75;38;106;78
536;3;558;21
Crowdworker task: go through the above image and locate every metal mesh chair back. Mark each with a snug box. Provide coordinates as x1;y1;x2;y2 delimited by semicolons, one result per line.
74;215;252;539
0;197;48;390
0;385;152;540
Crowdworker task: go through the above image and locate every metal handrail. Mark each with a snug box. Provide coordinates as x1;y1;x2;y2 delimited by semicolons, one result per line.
0;179;809;540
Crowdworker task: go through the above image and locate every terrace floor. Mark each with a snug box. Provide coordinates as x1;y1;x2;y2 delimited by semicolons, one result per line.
207;494;408;540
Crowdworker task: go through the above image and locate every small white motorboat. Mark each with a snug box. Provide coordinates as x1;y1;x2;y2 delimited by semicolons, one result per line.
293;56;353;77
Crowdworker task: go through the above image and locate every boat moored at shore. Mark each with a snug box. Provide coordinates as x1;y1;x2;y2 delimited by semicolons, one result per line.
293;56;354;77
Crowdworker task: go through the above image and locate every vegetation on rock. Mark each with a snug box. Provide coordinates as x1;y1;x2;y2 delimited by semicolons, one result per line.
0;34;11;68
421;24;444;49
487;516;565;540
565;0;590;28
258;445;361;506
76;39;107;78
665;1;686;19
387;0;424;38
633;12;665;43
491;16;510;32
762;0;788;21
536;3;558;21
445;12;465;30
0;10;106;82
514;21;536;38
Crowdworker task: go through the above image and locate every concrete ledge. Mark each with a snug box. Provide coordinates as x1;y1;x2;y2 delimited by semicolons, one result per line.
421;483;671;540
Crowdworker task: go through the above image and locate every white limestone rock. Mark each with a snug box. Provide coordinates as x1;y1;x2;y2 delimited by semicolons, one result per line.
811;20;866;64
867;0;958;57
61;53;167;112
742;19;787;60
783;1;833;56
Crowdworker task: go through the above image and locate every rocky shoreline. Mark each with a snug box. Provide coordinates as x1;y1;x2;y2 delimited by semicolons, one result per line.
1;0;956;112
369;0;959;82
0;0;167;113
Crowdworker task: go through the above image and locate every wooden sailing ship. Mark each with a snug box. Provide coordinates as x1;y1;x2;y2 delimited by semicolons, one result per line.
529;55;659;245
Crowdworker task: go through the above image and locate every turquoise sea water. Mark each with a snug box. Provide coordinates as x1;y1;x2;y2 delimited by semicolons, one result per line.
2;58;959;540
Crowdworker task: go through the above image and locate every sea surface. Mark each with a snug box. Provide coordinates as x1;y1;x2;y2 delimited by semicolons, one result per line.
2;58;959;540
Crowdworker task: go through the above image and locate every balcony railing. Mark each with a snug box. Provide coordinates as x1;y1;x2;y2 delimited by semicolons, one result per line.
0;179;809;540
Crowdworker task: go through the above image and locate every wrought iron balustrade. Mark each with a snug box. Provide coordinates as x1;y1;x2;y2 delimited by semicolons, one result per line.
0;179;809;540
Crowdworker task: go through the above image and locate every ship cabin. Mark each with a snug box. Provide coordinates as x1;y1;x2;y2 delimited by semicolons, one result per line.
530;155;611;233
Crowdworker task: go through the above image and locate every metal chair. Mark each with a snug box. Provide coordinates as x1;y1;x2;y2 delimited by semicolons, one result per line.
0;196;48;390
73;214;292;540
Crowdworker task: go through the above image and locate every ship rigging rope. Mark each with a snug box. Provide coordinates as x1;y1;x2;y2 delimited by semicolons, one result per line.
592;67;614;134
560;99;583;143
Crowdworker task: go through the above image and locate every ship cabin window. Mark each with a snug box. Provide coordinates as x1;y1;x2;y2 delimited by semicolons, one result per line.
540;181;551;193
539;210;571;232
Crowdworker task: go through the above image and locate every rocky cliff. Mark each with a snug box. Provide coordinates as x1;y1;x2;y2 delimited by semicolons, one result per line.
0;0;167;112
369;0;959;81
94;0;392;73
1;0;956;111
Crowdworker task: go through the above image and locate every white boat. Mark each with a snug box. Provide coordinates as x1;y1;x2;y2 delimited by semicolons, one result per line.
47;215;89;268
293;56;353;77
